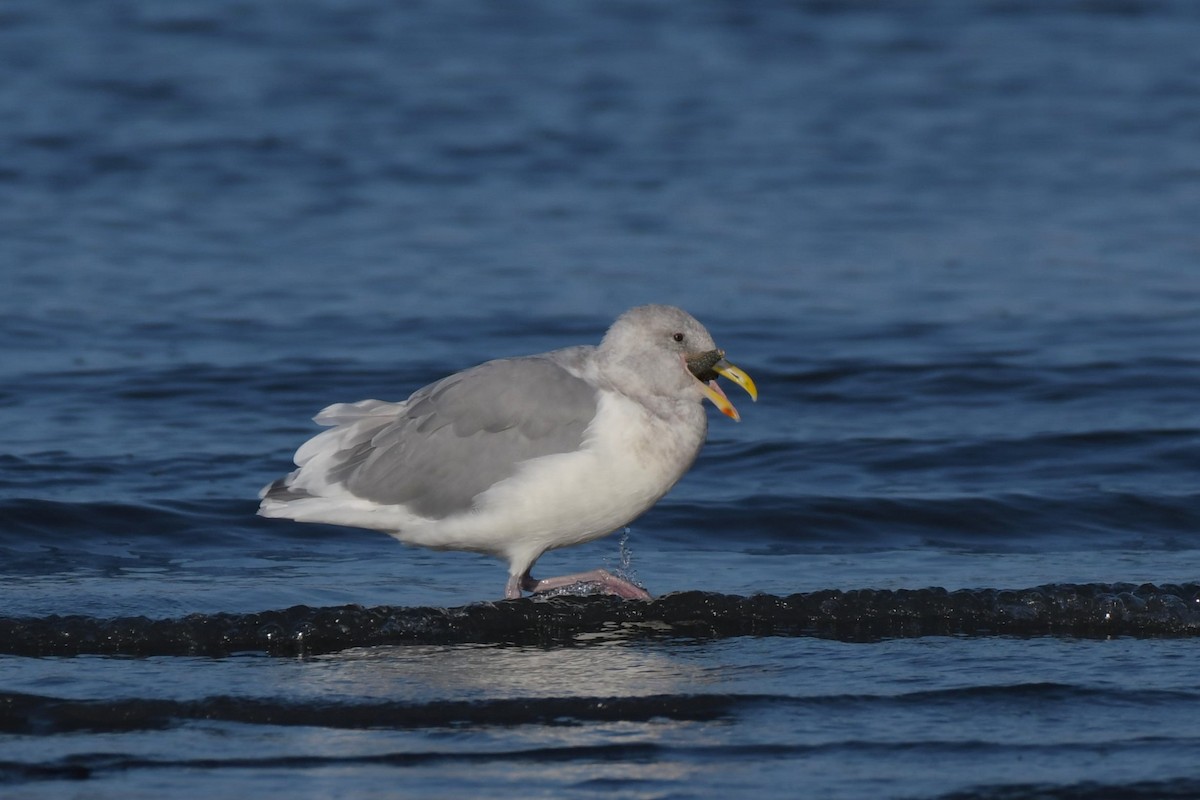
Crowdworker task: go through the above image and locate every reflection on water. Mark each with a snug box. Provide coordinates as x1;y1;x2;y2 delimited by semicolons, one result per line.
301;640;709;701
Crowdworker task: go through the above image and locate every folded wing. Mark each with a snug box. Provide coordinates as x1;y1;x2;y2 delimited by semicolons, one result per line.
261;354;600;521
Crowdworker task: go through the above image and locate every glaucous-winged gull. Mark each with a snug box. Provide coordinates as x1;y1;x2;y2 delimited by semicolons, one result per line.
259;304;757;600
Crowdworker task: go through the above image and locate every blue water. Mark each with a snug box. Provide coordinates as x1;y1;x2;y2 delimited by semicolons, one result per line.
3;0;1200;797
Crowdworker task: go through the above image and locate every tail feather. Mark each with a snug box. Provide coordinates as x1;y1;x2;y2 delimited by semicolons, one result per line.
257;398;415;530
258;472;311;503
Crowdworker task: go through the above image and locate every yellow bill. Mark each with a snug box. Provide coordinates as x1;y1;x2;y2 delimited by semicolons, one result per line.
689;353;757;421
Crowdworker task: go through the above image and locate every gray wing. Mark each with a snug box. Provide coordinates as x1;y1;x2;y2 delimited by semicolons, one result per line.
325;354;599;519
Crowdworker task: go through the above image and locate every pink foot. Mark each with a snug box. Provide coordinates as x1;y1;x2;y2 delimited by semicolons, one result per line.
504;569;651;600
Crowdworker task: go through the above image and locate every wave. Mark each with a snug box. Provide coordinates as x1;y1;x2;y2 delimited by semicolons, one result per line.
2;583;1196;657
0;691;741;735
655;490;1200;551
0;497;256;544
4;740;1199;799
5;487;1196;556
934;778;1200;800
6;682;1195;737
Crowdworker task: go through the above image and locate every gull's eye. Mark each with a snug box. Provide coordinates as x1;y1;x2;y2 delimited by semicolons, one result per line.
672;332;685;343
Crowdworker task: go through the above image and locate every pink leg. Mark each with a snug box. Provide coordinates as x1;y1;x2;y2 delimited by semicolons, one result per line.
514;568;651;600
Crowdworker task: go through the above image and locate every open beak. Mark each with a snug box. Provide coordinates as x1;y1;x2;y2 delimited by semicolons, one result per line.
685;350;758;421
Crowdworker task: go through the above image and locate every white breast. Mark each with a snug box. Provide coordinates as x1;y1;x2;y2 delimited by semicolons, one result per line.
412;390;708;570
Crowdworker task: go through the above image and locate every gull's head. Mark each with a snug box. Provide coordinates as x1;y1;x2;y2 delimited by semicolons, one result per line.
600;304;758;421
